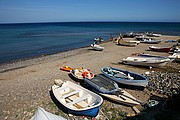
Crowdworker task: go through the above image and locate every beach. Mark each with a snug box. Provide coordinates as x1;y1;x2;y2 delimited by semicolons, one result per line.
0;35;180;119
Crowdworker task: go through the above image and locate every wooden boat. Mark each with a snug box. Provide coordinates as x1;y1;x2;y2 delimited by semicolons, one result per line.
140;38;162;44
60;66;74;72
30;107;67;120
51;79;103;117
70;68;94;81
122;55;170;68
149;46;171;52
101;67;148;87
118;39;137;47
90;44;104;51
84;74;141;106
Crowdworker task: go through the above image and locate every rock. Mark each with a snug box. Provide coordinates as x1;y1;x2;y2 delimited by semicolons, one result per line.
145;71;180;97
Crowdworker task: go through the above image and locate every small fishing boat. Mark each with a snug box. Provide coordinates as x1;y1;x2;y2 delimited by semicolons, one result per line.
52;79;103;117
149;46;172;52
118;39;137;47
60;66;74;72
101;67;148;87
146;32;161;37
30;107;67;120
84;74;141;106
94;37;104;44
70;68;94;81
122;55;170;68
122;32;136;38
169;53;180;62
132;53;169;59
90;44;104;51
140;38;162;44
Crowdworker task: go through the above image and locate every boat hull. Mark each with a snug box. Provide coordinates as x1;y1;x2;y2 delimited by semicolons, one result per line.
101;67;148;87
91;44;104;51
149;46;171;52
51;80;103;117
84;75;140;106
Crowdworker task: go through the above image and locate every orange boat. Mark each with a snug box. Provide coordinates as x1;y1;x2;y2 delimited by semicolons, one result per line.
60;66;74;72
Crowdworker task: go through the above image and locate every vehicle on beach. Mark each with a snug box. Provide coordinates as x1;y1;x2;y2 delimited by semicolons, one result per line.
132;53;169;59
70;68;94;82
94;37;104;44
145;32;161;37
122;54;170;68
51;79;103;117
117;39;138;47
122;32;136;38
60;66;74;72
101;67;148;87
149;46;172;52
90;43;104;51
140;38;162;44
84;74;141;106
169;53;180;62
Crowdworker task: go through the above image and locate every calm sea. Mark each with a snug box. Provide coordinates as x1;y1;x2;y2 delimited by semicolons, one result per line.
0;22;180;64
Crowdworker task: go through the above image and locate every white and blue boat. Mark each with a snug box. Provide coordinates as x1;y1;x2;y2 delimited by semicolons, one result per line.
51;79;103;117
140;38;162;44
84;74;141;106
101;67;148;87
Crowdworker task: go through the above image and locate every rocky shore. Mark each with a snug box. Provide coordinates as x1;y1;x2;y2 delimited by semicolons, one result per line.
0;35;180;120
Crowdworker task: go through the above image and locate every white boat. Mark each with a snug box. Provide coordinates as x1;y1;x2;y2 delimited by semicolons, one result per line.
146;32;161;37
140;38;162;44
91;44;104;51
30;107;67;120
117;40;138;47
169;53;180;62
51;79;103;117
174;48;180;53
94;37;104;44
70;68;94;82
122;55;170;68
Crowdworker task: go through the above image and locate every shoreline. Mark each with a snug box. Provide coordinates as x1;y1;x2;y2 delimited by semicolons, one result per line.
0;34;180;119
0;39;112;73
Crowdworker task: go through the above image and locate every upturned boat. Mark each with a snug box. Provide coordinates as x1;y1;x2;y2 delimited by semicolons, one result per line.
51;79;103;117
84;74;141;106
101;67;148;87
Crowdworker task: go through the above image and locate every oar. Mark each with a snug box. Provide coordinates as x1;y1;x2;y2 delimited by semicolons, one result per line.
112;90;144;105
120;93;144;105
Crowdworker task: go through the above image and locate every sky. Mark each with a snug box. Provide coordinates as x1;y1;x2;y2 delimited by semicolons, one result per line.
0;0;180;23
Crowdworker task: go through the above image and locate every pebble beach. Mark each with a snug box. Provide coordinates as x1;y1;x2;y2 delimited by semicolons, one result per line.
0;35;180;120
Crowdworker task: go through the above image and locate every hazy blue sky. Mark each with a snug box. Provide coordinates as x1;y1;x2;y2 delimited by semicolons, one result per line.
0;0;180;23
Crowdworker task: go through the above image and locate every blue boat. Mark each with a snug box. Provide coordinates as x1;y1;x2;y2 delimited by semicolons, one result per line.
51;79;103;117
84;74;141;106
101;67;148;87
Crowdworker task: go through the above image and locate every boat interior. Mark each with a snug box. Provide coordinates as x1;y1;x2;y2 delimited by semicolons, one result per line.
57;87;95;109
